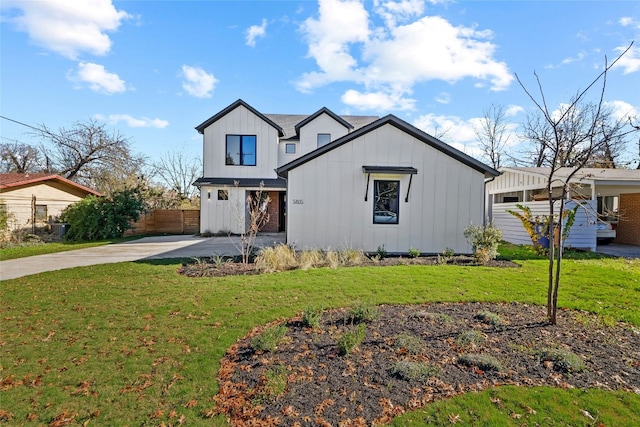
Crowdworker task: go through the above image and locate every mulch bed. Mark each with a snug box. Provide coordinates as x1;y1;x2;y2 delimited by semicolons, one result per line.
178;255;518;277
210;302;640;426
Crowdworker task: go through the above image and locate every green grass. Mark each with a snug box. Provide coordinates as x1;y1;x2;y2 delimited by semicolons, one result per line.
0;236;142;260
0;246;639;425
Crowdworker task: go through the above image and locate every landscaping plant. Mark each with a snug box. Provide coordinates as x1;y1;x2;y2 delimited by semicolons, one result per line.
463;221;502;265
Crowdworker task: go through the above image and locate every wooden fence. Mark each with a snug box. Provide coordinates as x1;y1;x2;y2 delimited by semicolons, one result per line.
125;209;200;236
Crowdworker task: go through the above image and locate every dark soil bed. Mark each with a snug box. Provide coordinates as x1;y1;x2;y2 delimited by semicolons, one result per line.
212;302;640;426
178;255;519;277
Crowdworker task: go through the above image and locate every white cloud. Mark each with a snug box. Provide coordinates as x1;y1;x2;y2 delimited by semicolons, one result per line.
180;65;218;98
341;89;415;111
561;50;587;65
296;0;512;111
505;105;524;117
68;62;126;94
604;100;638;121
612;44;640;74
246;18;267;47
95;114;169;128
2;0;130;59
435;92;451;104
619;17;640;29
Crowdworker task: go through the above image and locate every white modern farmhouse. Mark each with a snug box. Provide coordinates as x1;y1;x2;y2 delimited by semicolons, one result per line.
194;99;499;254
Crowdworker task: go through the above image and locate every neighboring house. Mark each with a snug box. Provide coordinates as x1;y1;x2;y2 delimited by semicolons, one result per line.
0;173;101;232
486;167;640;250
195;99;499;254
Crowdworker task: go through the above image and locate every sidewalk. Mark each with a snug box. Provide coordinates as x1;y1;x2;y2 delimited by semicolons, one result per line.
0;234;285;280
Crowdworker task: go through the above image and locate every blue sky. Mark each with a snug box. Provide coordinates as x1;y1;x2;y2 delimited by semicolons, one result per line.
1;0;639;168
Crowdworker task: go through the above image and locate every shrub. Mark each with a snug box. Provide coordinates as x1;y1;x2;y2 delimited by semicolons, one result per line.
376;244;387;259
348;301;380;323
458;353;502;371
455;330;486;348
255;365;287;403
302;305;323;328
395;333;425;355
463;222;503;265
474;310;504;327
339;248;368;266
337;323;366;355
298;249;324;270
60;188;145;241
407;247;421;258
255;244;298;273
391;361;440;382
539;348;586;373
252;324;288;352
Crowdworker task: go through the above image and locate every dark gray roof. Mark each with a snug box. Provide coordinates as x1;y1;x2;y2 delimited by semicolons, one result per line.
265;113;379;140
195;99;285;137
294;107;354;134
277;115;500;178
192;177;287;188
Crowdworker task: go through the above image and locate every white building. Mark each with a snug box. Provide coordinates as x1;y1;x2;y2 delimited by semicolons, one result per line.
486;167;640;250
195;99;499;254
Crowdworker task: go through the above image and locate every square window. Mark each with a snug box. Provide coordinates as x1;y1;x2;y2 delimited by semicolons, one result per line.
373;181;399;224
35;205;48;222
226;135;256;166
317;133;331;147
218;190;229;200
285;143;296;154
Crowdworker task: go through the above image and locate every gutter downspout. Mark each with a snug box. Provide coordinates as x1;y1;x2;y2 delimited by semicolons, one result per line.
483;175;498;226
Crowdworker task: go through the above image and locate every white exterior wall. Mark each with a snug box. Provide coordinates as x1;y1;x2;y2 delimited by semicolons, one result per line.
1;183;87;228
277;141;299;168
202;105;280;179
492;200;597;251
286;124;485;254
298;113;350;156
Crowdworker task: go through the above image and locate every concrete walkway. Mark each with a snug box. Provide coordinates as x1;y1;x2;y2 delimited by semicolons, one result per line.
0;234;286;281
595;243;640;259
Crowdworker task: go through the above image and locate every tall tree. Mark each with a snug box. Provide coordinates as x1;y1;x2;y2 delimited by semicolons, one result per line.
0;141;43;173
33;119;145;191
474;104;511;169
150;149;201;201
516;43;637;325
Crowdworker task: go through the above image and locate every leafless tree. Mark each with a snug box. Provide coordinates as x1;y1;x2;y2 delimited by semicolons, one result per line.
515;42;637;325
150;149;201;201
474;104;511;169
0;141;44;173
32;119;144;190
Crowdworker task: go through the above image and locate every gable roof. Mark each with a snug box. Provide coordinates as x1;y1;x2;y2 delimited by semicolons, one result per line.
0;173;102;196
266;114;378;141
501;167;640;184
276;114;500;178
294;107;354;134
195;99;285;137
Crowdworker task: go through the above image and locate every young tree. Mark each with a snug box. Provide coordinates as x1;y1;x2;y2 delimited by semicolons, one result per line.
474;104;512;169
516;43;637;325
231;182;270;264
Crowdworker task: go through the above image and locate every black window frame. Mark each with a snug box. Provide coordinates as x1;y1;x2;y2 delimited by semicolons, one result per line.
217;190;229;200
225;134;257;166
373;180;399;225
317;133;331;147
285;143;296;154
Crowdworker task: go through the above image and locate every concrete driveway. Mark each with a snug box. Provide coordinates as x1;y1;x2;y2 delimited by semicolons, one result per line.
0;233;286;281
595;243;640;259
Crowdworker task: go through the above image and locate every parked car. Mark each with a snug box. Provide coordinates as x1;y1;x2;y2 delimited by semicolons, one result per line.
596;221;616;245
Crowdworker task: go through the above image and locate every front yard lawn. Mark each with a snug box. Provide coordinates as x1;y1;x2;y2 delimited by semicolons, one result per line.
0;249;638;425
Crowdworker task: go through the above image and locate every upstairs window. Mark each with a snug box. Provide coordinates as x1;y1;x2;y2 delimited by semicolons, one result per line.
285;143;296;154
226;135;256;166
317;133;331;147
373;180;399;224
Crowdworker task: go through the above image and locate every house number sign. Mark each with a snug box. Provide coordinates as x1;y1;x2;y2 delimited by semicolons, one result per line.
292;199;304;204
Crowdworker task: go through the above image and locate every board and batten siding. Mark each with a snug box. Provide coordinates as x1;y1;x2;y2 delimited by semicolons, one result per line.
492;200;597;250
286;123;485;254
202;105;280;179
297;113;351;157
